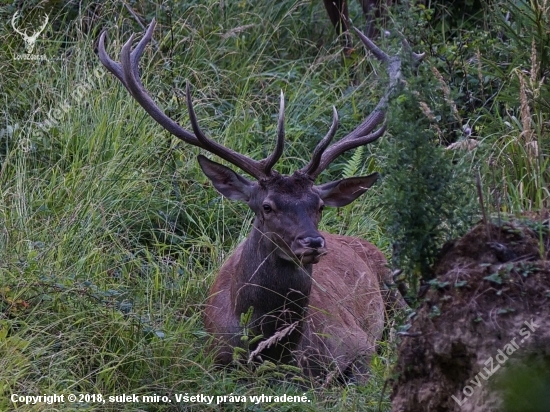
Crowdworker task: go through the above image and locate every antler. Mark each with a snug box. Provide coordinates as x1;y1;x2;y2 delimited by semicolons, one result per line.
98;19;284;180
11;12;26;38
300;29;425;179
11;12;49;41
30;14;49;42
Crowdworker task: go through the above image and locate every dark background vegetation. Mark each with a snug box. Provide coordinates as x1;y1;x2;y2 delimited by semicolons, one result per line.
0;0;548;410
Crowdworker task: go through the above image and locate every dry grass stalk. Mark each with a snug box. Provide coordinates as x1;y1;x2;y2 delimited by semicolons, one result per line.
516;37;542;160
518;71;531;142
222;24;256;39
476;48;485;102
417;97;443;139
446;139;478;151
530;37;539;89
247;321;299;363
431;66;461;123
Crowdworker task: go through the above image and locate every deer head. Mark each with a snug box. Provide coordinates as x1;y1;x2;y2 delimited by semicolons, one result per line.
11;11;49;54
198;154;379;264
96;20;413;264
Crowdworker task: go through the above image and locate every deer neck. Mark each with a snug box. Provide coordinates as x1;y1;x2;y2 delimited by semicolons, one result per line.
231;222;313;328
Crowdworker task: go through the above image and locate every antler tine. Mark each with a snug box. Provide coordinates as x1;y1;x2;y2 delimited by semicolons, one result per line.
185;84;271;178
354;27;390;63
400;36;426;70
263;90;286;176
98;30;122;82
38;14;49;32
11;12;25;37
313;124;386;177
98;19;279;180
299;106;338;176
304;27;412;179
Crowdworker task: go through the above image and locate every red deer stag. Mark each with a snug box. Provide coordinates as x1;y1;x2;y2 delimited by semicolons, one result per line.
98;19;418;383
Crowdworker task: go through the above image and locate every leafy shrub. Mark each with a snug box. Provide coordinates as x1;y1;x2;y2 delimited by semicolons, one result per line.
377;48;475;294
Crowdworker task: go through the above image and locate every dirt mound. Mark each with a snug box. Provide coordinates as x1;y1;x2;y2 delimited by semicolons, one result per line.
391;221;550;412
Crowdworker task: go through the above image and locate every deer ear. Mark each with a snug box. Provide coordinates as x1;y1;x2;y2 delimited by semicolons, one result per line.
315;173;379;207
197;155;255;202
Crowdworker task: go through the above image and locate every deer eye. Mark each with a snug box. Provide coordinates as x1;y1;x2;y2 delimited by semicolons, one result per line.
262;204;272;213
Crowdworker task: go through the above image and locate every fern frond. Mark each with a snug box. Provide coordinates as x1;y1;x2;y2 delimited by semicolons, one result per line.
343;146;364;179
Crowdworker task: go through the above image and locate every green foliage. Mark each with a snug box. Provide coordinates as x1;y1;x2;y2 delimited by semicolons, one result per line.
483;0;550;212
342;146;365;179
404;0;550;214
376;0;550;294
497;356;550;412
378;62;474;290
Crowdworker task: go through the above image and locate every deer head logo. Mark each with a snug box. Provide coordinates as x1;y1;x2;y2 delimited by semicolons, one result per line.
11;11;49;54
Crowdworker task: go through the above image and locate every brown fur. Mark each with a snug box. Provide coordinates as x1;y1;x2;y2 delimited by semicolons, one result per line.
204;232;387;383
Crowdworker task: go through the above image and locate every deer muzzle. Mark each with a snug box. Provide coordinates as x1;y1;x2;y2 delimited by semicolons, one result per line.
293;235;327;264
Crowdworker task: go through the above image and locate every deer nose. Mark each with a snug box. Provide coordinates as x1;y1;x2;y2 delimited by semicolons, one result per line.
298;236;325;249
